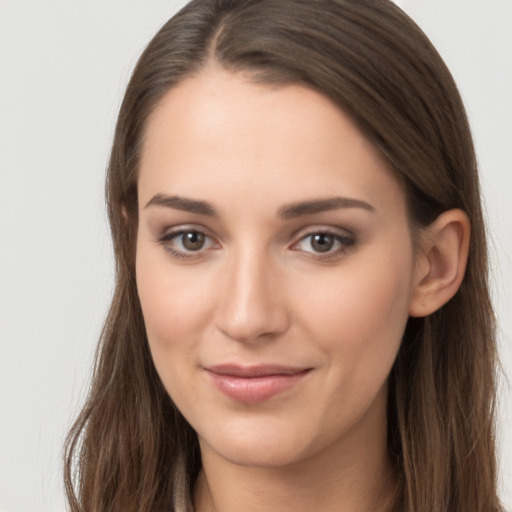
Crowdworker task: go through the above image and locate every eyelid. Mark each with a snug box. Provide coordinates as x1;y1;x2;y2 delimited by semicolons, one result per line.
158;223;217;239
289;225;356;258
290;224;355;243
157;224;221;259
156;223;355;260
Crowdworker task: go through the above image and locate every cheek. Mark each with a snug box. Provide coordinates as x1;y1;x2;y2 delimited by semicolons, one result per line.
135;244;214;379
295;250;414;374
286;250;414;444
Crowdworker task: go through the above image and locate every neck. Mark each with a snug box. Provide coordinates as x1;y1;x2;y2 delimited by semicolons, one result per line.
193;391;399;512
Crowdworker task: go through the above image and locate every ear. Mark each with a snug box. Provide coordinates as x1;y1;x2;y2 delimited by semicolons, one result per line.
409;209;470;318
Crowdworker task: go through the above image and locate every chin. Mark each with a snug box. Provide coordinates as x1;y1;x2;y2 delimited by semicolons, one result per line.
197;415;320;469
206;439;307;468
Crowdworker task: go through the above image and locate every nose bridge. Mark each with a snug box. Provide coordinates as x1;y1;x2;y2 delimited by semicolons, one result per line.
215;242;288;342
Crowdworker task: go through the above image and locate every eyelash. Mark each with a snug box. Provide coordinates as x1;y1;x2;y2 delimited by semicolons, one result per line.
157;226;355;261
290;229;355;259
157;227;219;259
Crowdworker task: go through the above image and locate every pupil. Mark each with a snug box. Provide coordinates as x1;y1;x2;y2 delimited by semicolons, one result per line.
311;233;334;253
183;231;205;251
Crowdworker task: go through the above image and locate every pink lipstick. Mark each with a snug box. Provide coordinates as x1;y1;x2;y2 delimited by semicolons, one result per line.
204;364;311;404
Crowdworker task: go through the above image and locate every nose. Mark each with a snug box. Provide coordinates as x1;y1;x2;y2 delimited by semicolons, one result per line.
214;248;290;343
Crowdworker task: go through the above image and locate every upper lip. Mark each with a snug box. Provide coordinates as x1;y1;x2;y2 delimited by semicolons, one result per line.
204;364;311;378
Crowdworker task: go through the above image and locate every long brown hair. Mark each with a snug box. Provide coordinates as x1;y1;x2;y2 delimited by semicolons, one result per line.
64;1;502;511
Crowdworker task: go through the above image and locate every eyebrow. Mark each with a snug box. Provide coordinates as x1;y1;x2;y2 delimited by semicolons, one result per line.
144;194;375;218
278;197;375;218
144;194;218;216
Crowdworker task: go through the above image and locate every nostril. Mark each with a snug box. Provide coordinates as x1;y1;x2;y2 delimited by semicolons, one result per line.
214;289;290;343
214;255;290;342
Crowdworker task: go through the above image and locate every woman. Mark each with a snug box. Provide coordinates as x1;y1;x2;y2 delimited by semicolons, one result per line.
64;1;502;511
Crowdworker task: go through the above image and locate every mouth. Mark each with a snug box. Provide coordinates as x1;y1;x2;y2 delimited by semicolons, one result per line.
203;364;312;404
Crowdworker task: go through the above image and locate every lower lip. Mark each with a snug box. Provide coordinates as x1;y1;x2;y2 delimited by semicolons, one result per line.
205;370;311;404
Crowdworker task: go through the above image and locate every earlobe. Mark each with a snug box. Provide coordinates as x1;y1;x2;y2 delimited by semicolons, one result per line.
409;209;470;318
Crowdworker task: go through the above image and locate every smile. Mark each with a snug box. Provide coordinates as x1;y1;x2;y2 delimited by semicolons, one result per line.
204;365;312;404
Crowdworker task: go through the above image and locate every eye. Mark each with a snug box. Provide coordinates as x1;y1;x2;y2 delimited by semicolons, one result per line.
291;230;355;257
180;231;207;251
158;228;219;258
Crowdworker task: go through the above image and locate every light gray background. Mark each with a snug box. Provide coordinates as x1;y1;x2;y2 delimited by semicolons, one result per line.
1;1;511;511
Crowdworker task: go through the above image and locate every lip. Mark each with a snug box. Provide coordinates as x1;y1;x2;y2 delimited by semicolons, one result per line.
204;364;312;404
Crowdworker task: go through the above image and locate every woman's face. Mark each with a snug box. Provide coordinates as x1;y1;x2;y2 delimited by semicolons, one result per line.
136;67;419;468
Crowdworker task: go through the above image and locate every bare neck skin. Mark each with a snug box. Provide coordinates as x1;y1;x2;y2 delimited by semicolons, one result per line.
193;386;397;512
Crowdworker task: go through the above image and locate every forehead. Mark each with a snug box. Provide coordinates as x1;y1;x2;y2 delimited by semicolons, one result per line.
138;66;405;218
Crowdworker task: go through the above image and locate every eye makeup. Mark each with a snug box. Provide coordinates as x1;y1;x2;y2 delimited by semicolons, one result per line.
156;223;356;262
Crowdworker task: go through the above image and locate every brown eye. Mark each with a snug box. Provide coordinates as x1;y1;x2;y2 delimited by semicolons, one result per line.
182;231;205;251
310;233;335;253
291;229;355;258
158;228;218;259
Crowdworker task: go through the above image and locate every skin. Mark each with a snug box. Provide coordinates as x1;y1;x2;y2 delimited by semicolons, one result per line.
135;66;469;512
